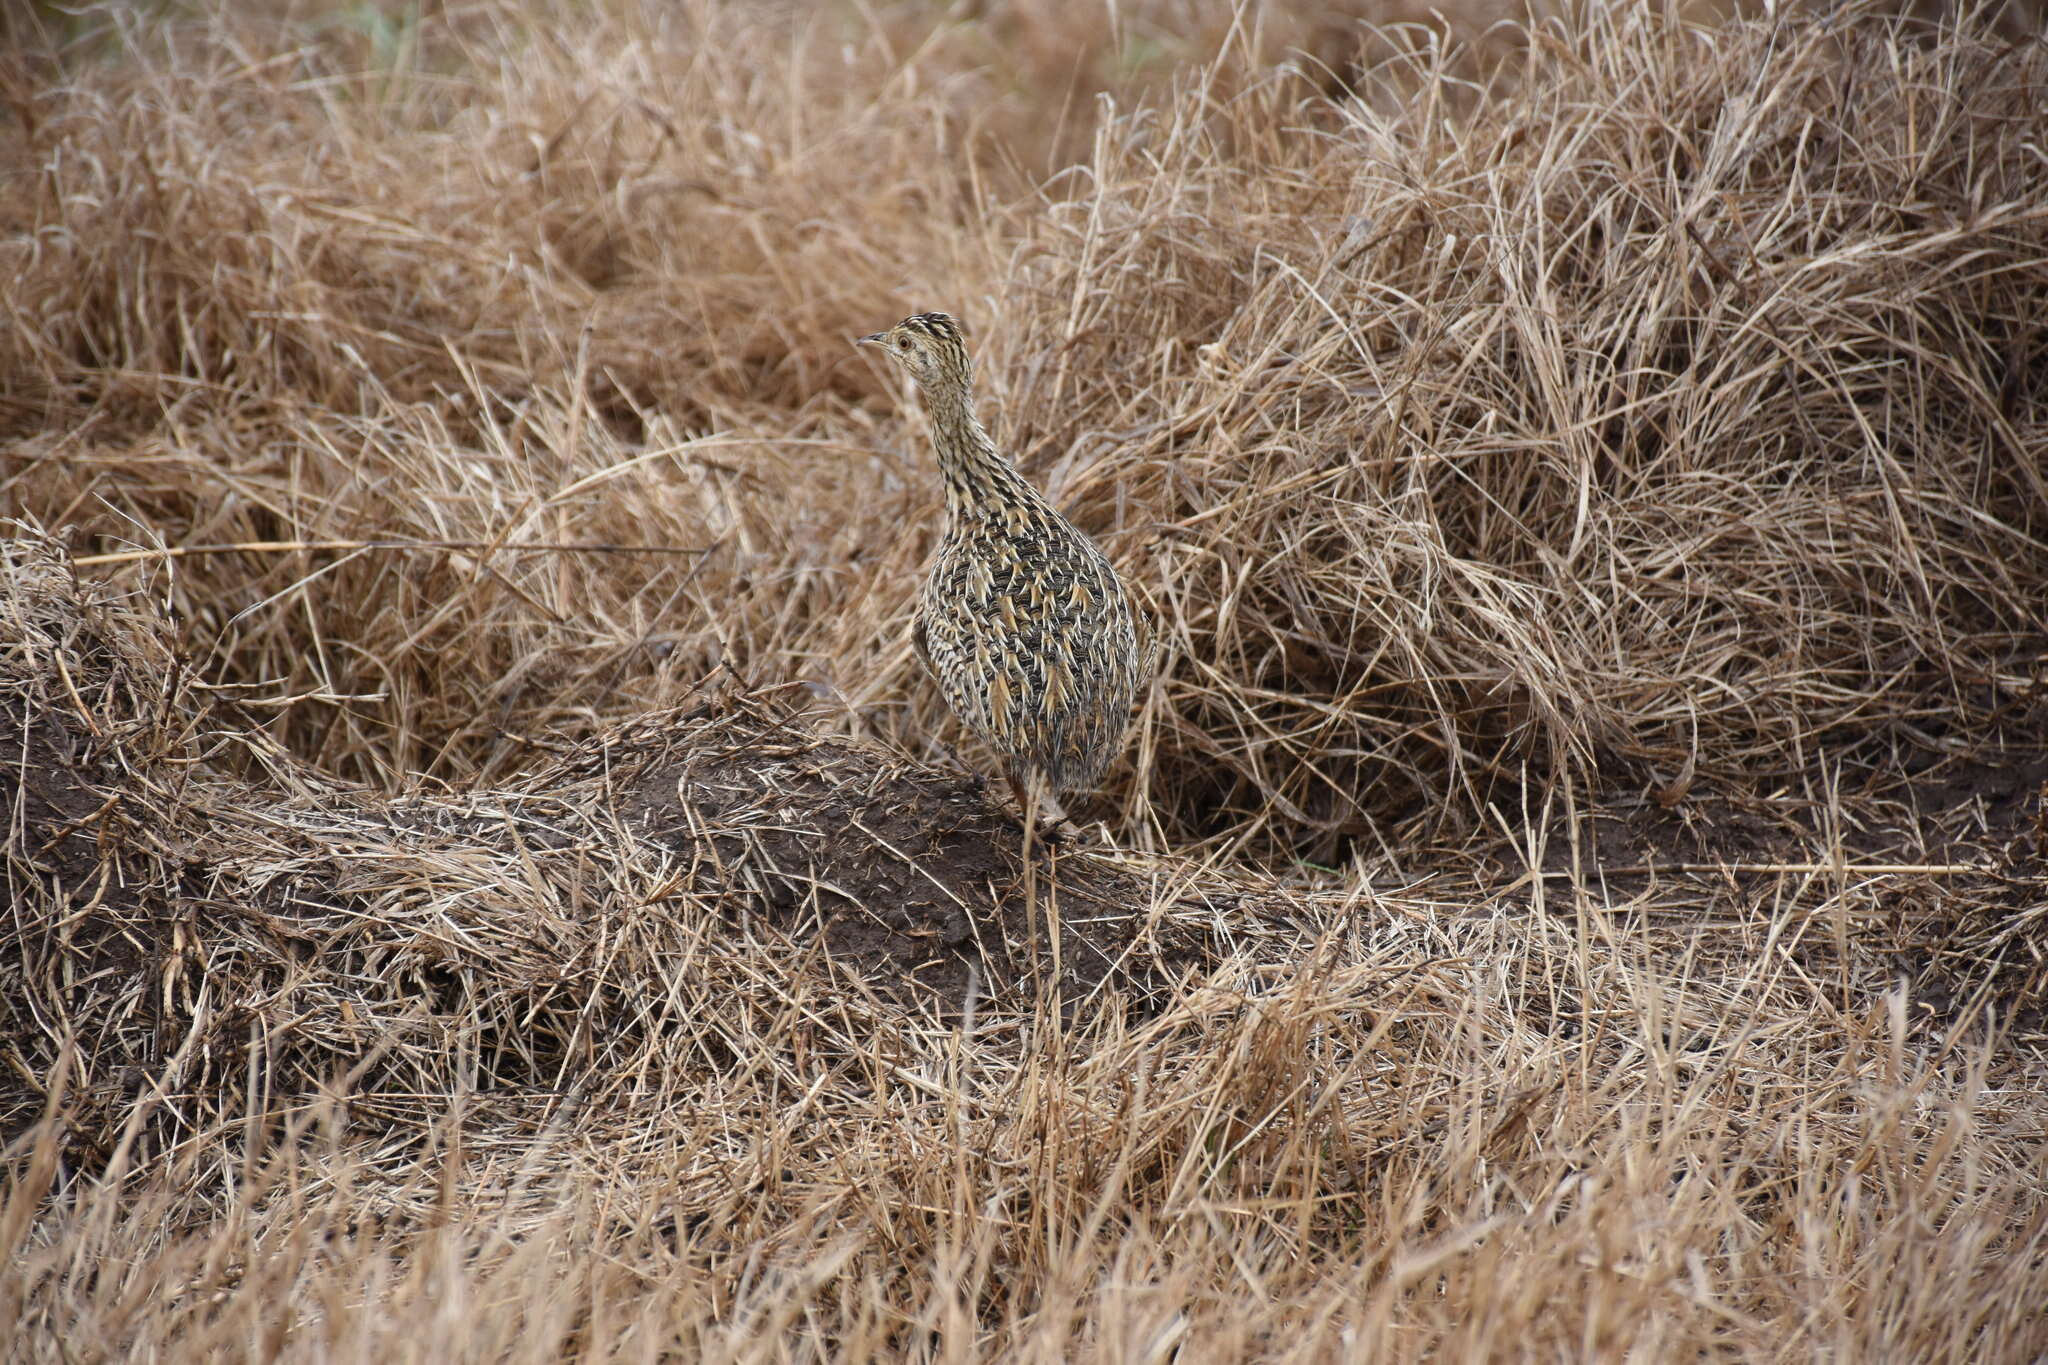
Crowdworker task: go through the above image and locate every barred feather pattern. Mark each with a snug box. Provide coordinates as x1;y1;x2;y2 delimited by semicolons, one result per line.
861;312;1145;794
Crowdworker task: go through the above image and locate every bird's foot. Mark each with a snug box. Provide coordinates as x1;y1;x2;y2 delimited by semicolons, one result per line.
1034;816;1074;847
1029;814;1095;850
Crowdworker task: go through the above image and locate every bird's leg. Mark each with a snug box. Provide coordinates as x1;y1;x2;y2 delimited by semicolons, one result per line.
1003;766;1072;847
1003;767;1033;823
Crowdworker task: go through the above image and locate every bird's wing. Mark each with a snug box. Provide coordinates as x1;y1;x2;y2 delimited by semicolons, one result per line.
911;612;934;677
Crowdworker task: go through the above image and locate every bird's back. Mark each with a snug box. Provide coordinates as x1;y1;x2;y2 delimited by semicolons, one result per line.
918;485;1142;793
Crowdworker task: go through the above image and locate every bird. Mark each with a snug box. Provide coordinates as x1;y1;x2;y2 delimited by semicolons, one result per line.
858;311;1147;838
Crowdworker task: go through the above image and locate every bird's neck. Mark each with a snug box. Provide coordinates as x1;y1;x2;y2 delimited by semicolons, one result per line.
920;381;1035;520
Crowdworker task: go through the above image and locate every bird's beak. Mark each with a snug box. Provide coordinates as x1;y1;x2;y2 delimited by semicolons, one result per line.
857;332;886;348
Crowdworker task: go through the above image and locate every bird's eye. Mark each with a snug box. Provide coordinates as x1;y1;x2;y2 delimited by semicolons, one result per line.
895;338;910;350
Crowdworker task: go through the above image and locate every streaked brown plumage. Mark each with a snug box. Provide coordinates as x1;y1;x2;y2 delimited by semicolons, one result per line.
859;311;1146;829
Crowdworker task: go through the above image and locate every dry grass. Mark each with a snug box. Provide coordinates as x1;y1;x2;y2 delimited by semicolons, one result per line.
3;0;2047;1360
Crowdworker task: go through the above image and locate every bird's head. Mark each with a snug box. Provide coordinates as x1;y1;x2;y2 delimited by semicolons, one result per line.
858;311;971;391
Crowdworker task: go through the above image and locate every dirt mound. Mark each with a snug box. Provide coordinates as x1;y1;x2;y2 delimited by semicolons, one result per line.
0;531;1224;1157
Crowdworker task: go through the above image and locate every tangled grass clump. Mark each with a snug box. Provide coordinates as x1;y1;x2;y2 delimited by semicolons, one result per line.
995;10;2048;851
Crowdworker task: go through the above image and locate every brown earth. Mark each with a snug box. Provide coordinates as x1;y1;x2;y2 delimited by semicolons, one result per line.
0;537;1241;1159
